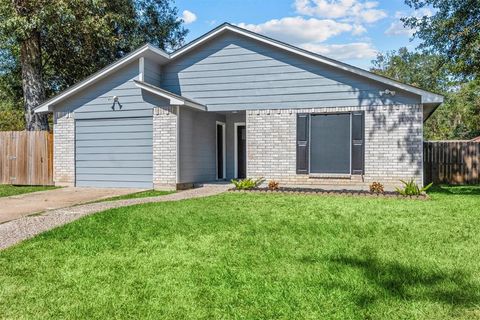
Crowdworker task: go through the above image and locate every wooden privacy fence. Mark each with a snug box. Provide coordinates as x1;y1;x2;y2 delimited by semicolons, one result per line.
424;141;480;185
0;131;53;186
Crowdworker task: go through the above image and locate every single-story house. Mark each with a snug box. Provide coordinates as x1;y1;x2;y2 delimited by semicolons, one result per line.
35;23;443;190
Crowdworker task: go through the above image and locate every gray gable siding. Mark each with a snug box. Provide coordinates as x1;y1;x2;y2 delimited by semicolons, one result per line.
144;57;162;86
161;33;420;111
55;60;168;119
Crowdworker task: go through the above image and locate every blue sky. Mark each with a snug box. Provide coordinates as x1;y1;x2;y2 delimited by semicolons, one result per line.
175;0;431;70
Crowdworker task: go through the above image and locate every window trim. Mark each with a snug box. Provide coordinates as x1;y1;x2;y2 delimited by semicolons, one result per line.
308;112;352;176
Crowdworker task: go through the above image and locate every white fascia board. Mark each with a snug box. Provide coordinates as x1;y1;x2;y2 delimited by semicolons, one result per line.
171;24;444;104
34;44;170;113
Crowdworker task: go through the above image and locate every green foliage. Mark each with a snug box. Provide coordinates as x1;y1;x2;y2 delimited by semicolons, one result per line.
231;177;264;190
425;79;480;140
0;105;25;131
403;0;480;79
396;179;433;196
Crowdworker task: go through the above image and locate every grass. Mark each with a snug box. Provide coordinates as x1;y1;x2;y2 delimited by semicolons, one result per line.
0;185;479;319
0;185;58;198
97;189;175;202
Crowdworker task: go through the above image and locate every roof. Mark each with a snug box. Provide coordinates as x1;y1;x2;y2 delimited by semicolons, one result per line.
472;136;480;142
35;22;444;113
133;80;206;111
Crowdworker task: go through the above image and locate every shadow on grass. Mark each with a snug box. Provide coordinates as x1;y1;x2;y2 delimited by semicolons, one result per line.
429;184;480;196
326;253;480;307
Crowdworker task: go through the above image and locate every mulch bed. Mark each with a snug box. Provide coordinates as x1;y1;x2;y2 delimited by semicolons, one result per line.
229;187;429;200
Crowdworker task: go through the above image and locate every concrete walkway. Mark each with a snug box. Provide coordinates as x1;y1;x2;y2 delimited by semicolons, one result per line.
0;187;145;224
0;185;229;250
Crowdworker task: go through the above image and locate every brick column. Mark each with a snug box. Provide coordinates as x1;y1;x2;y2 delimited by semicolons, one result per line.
53;112;75;186
153;106;177;190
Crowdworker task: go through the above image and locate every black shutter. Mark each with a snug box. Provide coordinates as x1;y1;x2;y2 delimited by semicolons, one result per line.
297;114;309;174
351;111;364;175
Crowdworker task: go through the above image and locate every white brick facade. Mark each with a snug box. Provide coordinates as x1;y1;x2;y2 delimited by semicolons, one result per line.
53;112;75;186
246;105;423;189
153;107;177;189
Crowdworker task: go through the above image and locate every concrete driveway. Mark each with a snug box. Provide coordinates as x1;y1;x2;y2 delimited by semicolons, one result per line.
0;187;144;224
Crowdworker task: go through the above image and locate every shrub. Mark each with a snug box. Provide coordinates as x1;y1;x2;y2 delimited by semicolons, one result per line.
369;182;384;194
396;179;433;196
231;177;264;190
268;180;279;191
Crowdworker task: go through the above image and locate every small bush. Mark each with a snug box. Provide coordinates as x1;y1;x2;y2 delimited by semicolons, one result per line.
396;179;433;196
231;177;264;190
369;182;384;194
268;180;279;191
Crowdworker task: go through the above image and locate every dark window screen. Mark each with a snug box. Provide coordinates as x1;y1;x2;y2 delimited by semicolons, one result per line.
310;114;350;174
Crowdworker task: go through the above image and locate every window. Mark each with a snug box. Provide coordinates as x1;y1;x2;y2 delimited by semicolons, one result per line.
310;113;351;174
296;112;364;175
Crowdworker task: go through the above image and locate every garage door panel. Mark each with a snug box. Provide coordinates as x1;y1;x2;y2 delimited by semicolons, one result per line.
76;160;152;168
76;153;153;161
76;180;153;188
76;124;153;134
76;131;152;140
76;174;152;182
76;118;152;128
76;139;152;147
75;116;153;188
76;146;152;155
76;167;152;175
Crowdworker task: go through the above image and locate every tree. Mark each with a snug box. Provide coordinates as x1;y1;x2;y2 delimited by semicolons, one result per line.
403;0;480;79
0;0;187;131
370;48;480;140
370;47;451;93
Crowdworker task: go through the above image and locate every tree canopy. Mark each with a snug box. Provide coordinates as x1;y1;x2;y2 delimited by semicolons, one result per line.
0;0;187;130
403;0;480;79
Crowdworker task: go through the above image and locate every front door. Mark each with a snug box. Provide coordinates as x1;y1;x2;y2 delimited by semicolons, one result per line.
236;125;246;179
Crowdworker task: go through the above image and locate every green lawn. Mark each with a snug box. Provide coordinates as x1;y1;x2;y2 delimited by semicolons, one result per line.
98;189;175;202
0;185;57;198
0;185;479;319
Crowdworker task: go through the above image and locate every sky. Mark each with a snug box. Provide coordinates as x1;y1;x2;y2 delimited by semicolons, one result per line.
174;0;432;70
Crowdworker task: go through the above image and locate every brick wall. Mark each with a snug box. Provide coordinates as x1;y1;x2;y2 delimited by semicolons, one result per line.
153;106;177;189
246;105;423;189
53;112;75;186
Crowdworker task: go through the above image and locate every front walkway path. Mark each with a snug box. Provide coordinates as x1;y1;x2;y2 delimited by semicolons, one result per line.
0;185;229;250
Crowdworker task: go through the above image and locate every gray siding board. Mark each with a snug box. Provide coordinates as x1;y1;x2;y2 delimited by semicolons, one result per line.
76;139;152;147
76;180;153;188
144;57;162;86
76;146;152;154
178;108;226;183
162;32;421;110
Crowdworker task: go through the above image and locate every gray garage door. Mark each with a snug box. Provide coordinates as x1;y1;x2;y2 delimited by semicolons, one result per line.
75;117;153;188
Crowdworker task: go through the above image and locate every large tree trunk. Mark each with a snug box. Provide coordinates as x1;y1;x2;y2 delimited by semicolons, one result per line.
19;30;49;131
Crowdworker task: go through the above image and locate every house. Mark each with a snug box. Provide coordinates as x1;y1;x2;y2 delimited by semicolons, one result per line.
472;136;480;142
34;23;443;190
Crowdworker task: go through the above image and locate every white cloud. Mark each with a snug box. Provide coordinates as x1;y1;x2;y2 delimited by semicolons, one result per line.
237;17;354;45
301;42;377;60
182;10;197;24
294;0;387;23
385;8;433;36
